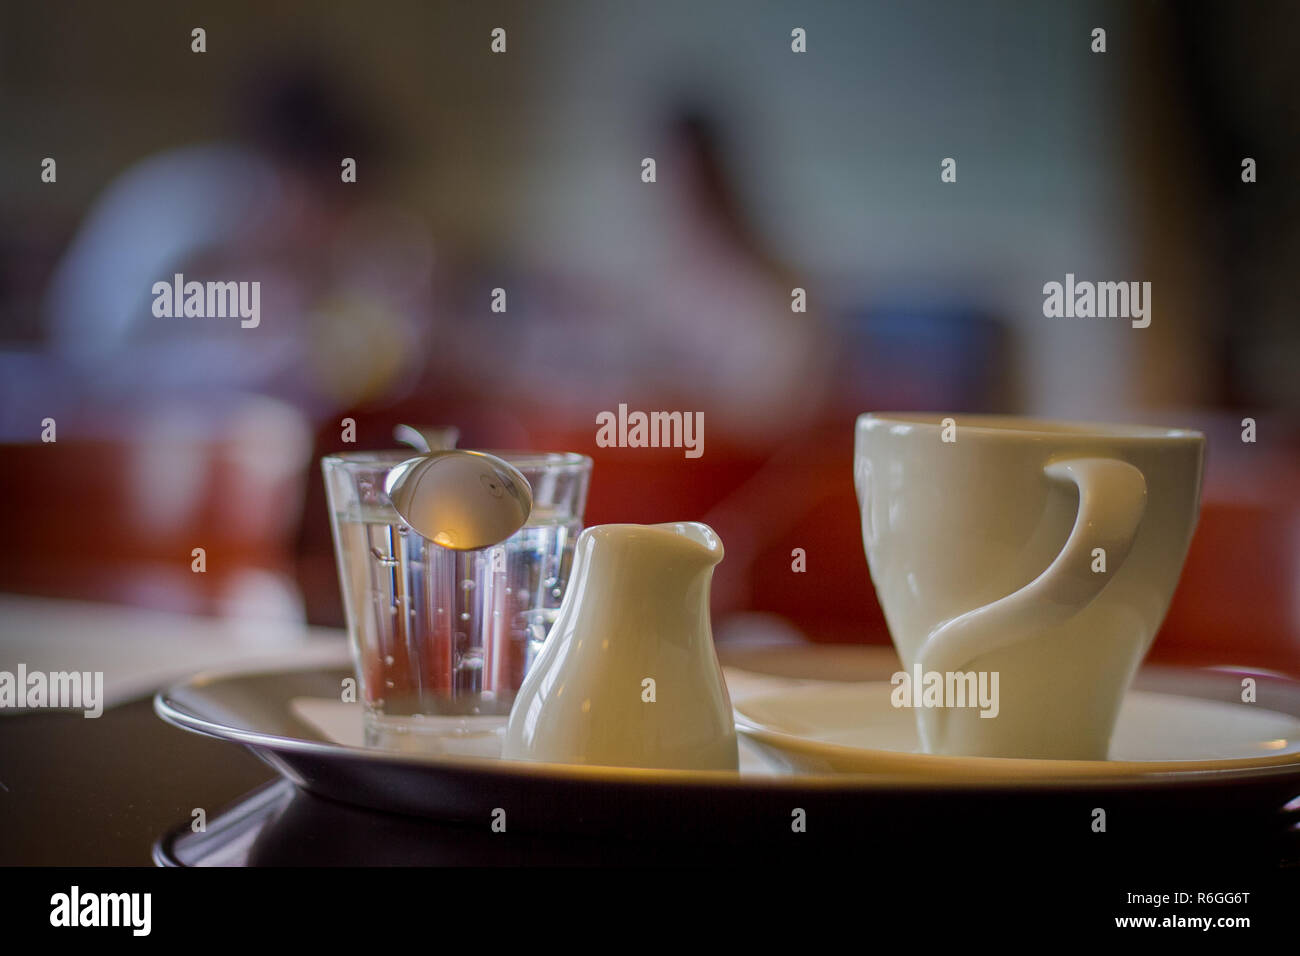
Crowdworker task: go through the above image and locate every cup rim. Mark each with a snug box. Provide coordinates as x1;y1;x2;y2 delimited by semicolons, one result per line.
322;450;592;472
857;412;1204;443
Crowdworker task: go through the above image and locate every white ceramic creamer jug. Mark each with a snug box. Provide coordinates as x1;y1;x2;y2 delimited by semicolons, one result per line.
502;521;738;771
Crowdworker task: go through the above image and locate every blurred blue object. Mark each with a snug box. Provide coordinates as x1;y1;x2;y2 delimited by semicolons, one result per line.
838;299;1010;412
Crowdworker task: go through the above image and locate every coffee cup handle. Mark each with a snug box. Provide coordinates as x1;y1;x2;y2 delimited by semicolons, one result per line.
917;457;1148;675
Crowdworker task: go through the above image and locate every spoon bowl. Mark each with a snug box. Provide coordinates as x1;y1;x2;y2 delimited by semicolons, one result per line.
385;450;533;550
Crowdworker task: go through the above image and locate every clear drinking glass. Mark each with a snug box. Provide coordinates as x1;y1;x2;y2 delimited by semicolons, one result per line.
322;450;591;748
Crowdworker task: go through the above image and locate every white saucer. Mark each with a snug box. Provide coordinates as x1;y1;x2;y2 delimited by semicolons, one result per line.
734;681;1300;780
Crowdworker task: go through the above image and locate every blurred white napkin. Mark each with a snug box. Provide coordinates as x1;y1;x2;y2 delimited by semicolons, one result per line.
0;593;349;711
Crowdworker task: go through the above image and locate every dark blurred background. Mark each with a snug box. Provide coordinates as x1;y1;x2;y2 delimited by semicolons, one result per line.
1;1;1297;671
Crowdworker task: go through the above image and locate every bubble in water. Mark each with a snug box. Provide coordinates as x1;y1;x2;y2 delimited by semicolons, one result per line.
461;579;475;591
385;680;394;689
551;588;562;598
459;611;471;621
457;650;484;671
384;655;395;666
544;576;559;589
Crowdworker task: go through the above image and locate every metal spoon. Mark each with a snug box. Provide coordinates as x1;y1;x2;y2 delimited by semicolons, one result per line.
385;449;533;551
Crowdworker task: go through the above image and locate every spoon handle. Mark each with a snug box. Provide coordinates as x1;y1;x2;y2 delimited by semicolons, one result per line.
393;424;460;453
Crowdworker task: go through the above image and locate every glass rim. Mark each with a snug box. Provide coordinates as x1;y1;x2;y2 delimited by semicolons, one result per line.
322;449;592;473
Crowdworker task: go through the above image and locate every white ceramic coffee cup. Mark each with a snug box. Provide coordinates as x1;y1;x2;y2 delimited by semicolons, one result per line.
854;413;1205;759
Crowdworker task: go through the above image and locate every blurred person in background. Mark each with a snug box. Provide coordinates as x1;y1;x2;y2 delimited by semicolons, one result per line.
43;56;434;418
1;55;438;624
616;105;833;444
